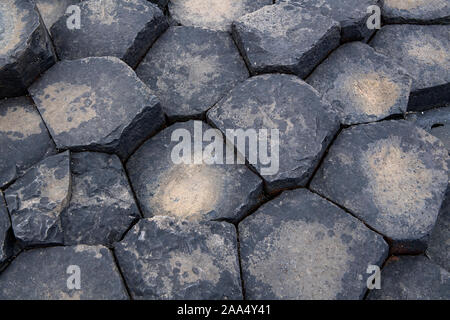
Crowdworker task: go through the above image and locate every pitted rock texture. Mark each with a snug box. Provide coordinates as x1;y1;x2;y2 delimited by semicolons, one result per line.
51;0;168;68
168;0;272;32
114;216;242;299
62;152;140;246
239;189;389;300
35;0;83;33
0;0;56;98
29;57;165;160
232;3;340;78
4;151;71;247
0;245;129;300
367;256;450;300
207;74;340;194
370;24;450;111
126;121;263;223
311;120;449;254
136;26;249;121
0;192;13;267
307;42;412;125
0;97;56;189
382;0;450;24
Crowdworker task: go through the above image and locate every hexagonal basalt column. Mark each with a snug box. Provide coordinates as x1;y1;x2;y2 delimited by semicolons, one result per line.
0;192;13;268
207;74;340;194
311;120;449;254
114;216;242;300
307;42;412;125
370;25;450;111
29;57;165;160
0;0;56;98
239;189;389;300
232;3;340;78
126;121;264;223
0;97;56;189
35;0;83;34
50;0;168;68
0;245;129;300
136;26;249;121
382;0;450;24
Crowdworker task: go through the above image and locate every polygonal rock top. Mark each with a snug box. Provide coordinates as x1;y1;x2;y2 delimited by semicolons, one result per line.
29;57;165;160
232;3;340;78
114;216;242;299
382;0;450;24
239;189;388;300
136;26;249;121
207;74;340;194
307;42;412;125
168;0;272;32
51;0;168;68
311;120;449;253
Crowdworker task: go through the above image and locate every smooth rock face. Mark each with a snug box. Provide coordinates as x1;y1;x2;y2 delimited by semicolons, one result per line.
136;26;249;121
370;25;450;111
35;0;82;33
239;189;389;300
0;192;13;267
0;0;56;98
126;121;263;223
114;216;242;300
367;256;450;300
232;3;340;78
29;57;165;160
307;42;412;125
4;152;71;246
0;245;129;300
382;0;450;24
0;97;56;188
207;74;340;194
62;152;140;246
51;0;168;68
311;121;448;253
277;0;380;42
168;0;272;32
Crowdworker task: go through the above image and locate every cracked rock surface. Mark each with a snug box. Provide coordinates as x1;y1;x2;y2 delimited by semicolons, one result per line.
382;0;450;24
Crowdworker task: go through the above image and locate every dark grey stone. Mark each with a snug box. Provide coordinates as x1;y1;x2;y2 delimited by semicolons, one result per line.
0;0;56;98
307;42;412;125
239;189;389;300
50;0;168;68
207;74;340;194
35;0;83;33
114;216;242;300
427;192;450;271
311;120;448;254
232;3;340;78
0;97;56;189
136;26;248;121
0;192;13;267
148;0;168;10
126;121;264;223
62;152;140;247
29;57;165;160
382;0;450;24
370;25;450;111
367;256;450;300
0;245;129;299
4;151;71;247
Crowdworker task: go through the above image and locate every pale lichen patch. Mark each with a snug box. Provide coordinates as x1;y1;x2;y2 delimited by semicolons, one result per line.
385;0;447;10
0;106;42;141
0;0;29;56
406;37;449;66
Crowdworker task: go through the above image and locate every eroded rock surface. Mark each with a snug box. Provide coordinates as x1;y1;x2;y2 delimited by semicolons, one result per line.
382;0;450;24
0;192;13;267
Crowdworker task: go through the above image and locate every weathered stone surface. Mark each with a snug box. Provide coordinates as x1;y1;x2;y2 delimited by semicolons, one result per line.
136;26;249;121
239;189;388;300
0;0;56;98
307;42;412;125
62;152;140;246
232;3;340;78
168;0;271;32
311;120;448;253
207;74;340;194
0;192;13;267
29;57;165;160
427;192;450;271
51;0;168;68
0;97;56;188
35;0;82;33
370;25;450;111
114;216;242;299
277;0;381;42
126;121;263;223
382;0;450;24
4;151;71;246
367;256;450;300
0;245;129;299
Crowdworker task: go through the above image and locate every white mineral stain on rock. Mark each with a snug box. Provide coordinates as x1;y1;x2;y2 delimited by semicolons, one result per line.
0;0;29;56
0;106;42;141
406;37;449;66
74;244;104;259
385;0;447;10
87;0;120;25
